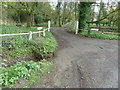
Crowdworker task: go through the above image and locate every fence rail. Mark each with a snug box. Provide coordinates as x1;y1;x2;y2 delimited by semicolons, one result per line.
0;20;51;40
0;28;48;40
0;32;30;36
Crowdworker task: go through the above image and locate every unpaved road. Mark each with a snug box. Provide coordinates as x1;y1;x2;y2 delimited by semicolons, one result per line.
32;27;118;88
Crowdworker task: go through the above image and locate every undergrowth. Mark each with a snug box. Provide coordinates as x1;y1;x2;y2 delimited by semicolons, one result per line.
1;26;57;60
80;31;119;40
0;25;57;87
0;59;52;87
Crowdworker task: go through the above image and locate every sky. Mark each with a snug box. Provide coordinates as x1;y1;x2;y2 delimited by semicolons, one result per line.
49;0;119;12
94;0;119;12
97;0;120;3
49;0;120;2
1;0;120;2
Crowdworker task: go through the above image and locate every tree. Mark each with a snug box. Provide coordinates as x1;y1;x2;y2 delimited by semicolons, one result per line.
61;2;67;25
56;2;62;27
2;2;38;27
78;2;93;32
118;2;120;33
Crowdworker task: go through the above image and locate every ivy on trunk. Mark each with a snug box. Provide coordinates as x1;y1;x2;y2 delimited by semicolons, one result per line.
78;2;93;33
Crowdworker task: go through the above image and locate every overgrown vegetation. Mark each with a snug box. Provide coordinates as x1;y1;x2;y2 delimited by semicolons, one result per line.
1;25;57;87
1;26;57;60
68;1;119;40
0;59;52;87
80;31;119;40
1;2;75;27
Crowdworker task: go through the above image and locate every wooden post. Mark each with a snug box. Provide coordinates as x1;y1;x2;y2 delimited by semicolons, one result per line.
43;30;45;37
48;20;50;31
29;31;32;40
75;21;79;34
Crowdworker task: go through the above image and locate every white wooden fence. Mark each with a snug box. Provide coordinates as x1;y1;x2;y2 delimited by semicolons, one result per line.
0;21;51;40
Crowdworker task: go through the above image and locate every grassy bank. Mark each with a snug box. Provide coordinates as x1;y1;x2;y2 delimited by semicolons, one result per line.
0;25;57;88
80;31;119;40
1;25;57;60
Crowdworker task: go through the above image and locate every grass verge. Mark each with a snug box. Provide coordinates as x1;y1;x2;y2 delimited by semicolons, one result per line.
80;31;119;40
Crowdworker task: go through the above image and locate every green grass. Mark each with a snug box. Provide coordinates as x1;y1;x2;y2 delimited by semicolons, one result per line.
1;25;37;34
80;31;119;40
61;23;70;27
89;24;117;30
23;59;52;88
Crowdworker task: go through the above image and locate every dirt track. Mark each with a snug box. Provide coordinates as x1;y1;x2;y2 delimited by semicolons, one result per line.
32;27;118;88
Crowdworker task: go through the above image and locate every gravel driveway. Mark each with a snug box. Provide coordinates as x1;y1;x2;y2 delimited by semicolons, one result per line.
32;27;118;88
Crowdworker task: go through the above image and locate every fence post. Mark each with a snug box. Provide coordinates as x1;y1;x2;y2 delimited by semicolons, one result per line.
29;31;32;40
48;20;50;31
75;21;79;34
43;30;45;37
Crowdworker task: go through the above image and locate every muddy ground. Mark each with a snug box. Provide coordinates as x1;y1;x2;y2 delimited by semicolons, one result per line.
31;27;118;88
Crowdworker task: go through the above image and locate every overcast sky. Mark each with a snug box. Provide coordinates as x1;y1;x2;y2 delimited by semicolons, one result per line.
49;0;120;2
49;0;119;12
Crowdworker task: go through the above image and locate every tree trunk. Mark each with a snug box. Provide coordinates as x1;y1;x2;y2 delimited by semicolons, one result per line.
56;2;62;27
18;11;21;24
118;2;120;33
32;13;35;26
75;2;77;21
98;3;101;31
78;3;82;33
62;21;63;25
27;13;31;27
78;2;92;33
59;15;61;27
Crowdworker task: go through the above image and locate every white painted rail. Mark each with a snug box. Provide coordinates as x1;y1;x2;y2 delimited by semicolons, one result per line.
0;20;51;40
37;27;43;30
0;33;29;36
0;28;49;40
32;31;43;34
0;31;44;37
91;28;99;31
